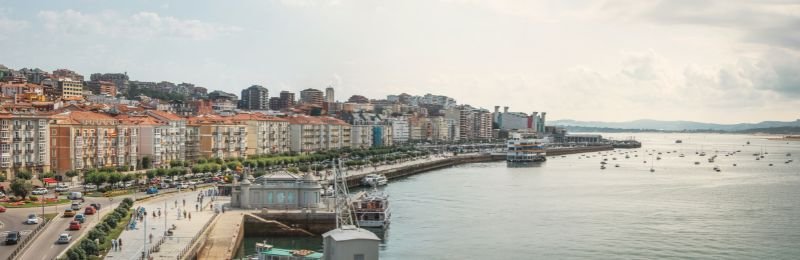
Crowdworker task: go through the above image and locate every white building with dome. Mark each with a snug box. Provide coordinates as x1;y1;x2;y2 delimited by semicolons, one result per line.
231;170;324;209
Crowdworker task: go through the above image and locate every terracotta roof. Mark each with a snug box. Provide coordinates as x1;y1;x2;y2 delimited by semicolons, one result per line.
147;110;184;121
286;115;349;126
228;113;288;122
52;110;117;125
116;114;164;126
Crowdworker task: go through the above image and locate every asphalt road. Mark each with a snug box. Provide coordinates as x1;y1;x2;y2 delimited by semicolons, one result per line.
11;185;210;260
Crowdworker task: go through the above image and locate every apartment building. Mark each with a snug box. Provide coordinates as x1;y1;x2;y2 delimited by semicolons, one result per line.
0;112;50;180
56;78;83;99
50;110;138;174
147;110;187;165
351;124;373;149
287;115;352;153
186;114;248;161
230;113;290;156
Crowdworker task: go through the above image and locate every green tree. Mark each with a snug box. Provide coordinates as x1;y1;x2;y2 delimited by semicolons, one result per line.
10;179;32;199
141;156;152;169
15;170;32;180
80;238;99;256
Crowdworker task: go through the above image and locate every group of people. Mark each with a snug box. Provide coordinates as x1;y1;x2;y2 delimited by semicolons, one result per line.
110;238;123;251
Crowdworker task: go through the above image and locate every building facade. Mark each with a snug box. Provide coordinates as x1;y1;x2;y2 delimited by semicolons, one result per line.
239;85;270;110
300;88;324;107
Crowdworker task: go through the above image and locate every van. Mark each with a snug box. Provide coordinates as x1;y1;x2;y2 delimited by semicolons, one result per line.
68;192;83;200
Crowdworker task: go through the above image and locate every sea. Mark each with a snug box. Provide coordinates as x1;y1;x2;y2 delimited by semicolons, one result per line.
238;133;800;259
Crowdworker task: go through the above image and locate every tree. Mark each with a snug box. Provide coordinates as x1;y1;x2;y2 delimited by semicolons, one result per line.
39;171;55;180
107;172;123;186
80;238;99;256
141;156;152;169
146;170;156;180
10;179;32;198
65;170;79;179
15;170;32;180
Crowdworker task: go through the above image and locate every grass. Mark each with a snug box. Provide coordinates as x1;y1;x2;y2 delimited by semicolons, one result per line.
96;210;132;258
43;212;59;221
0;198;71;208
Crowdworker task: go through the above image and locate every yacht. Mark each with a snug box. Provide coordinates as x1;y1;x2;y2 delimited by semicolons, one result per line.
352;189;391;229
506;133;546;163
362;174;388;187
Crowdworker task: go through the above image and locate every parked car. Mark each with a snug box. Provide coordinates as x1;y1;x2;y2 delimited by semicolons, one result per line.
74;214;86;224
5;231;20;245
0;191;6;198
0;206;6;213
71;203;81;211
57;233;72;244
63;209;76;217
84;206;96;215
55;184;70;192
83;184;97;191
32;187;48;195
26;214;39;224
68;221;81;230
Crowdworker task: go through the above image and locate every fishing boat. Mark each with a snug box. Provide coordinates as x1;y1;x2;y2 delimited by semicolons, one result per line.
250;242;322;260
352;189;391;229
361;174;388;187
506;133;546;163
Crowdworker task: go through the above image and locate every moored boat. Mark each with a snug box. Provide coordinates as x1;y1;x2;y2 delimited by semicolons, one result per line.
362;174;388;187
352;189;391;229
506;133;546;163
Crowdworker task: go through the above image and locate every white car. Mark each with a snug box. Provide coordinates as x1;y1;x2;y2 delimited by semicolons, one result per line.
26;214;39;224
0;191;5;198
32;188;48;195
83;184;97;190
57;233;72;244
55;185;70;192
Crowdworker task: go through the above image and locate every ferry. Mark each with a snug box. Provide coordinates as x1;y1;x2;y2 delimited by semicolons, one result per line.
249;242;322;260
352;189;391;229
361;174;388;187
506;133;546;163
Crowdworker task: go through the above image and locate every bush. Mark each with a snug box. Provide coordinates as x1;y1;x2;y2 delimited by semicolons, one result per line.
80;238;99;256
105;217;118;229
27;195;38;201
88;228;106;241
122;198;133;206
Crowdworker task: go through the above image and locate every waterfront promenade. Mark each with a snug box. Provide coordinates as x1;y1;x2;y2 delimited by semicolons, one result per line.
104;189;224;260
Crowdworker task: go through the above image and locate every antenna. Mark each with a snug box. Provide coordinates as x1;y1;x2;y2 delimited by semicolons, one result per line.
333;158;355;228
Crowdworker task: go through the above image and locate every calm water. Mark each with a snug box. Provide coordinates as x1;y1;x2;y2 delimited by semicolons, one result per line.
241;133;800;259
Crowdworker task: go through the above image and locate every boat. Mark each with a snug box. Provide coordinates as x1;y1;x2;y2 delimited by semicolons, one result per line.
251;242;323;260
506;133;546;163
615;164;620;168
713;166;721;172
362;174;388;187
699;152;706;156
675;140;682;143
601;165;606;170
694;161;700;165
679;154;685;157
788;153;792;157
352;189;391;229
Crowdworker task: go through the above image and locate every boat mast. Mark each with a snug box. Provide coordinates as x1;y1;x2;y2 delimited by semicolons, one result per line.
333;158;356;228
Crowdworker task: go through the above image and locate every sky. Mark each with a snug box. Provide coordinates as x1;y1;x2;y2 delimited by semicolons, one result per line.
0;0;798;123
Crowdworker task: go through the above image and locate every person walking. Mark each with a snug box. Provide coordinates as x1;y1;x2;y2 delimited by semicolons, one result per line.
195;204;199;212
112;238;117;251
188;212;192;221
118;238;122;249
183;211;187;219
182;199;186;207
149;233;153;243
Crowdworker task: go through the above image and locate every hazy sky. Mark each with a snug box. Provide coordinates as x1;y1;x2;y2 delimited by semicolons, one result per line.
1;0;798;123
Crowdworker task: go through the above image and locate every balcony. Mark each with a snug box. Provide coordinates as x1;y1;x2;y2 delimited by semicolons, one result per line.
25;137;34;142
13;162;22;167
12;137;21;142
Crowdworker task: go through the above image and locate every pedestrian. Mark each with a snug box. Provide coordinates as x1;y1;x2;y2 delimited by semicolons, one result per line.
158;210;161;218
209;204;212;210
195;204;198;212
153;211;156;218
182;199;185;207
221;206;225;213
174;200;177;208
183;211;187;219
149;233;153;243
112;238;117;251
188;212;192;221
118;238;122;249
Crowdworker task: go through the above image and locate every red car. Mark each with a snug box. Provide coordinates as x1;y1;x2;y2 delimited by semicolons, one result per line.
0;206;6;213
84;206;96;215
69;221;81;230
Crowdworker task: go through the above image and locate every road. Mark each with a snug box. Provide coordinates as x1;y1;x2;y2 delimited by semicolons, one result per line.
14;186;205;260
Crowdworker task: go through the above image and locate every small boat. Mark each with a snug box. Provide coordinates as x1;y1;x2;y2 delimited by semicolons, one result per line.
601;165;606;170
650;168;655;173
769;163;773;166
679;154;685;157
615;164;620;168
600;161;607;165
699;152;706;156
612;157;617;160
788;153;792;157
656;157;662;160
675;140;682;143
747;141;750;145
251;242;322;260
362;174;388;187
625;155;630;159
733;163;737;166
694;161;700;165
713;166;721;172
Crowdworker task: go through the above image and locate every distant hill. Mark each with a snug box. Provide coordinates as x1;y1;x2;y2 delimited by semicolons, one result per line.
735;126;800;135
550;119;800;131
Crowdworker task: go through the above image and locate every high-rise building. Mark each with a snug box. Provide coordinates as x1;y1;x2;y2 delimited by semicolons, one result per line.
269;97;282;110
325;86;335;103
239;85;270;110
56;78;83;99
300;88;324;106
86;81;117;96
278;91;295;110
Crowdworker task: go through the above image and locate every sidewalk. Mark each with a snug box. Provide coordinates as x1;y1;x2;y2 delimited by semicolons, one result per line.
105;188;226;260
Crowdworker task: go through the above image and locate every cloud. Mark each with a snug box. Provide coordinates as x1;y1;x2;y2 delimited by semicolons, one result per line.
0;16;27;38
632;0;800;50
37;9;242;40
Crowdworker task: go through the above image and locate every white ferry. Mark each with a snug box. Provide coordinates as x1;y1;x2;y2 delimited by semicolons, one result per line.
352;189;391;229
506;133;547;163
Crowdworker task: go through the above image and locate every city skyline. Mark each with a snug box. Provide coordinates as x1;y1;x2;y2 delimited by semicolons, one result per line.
1;1;798;123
